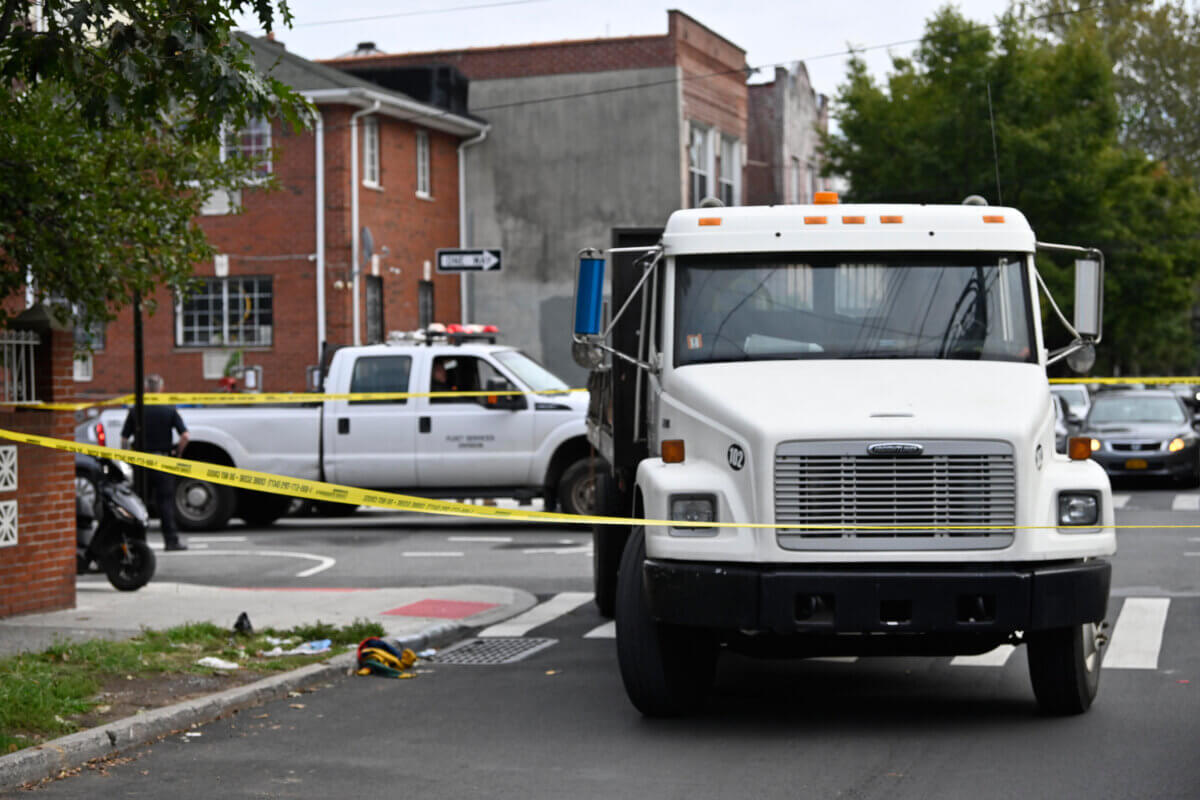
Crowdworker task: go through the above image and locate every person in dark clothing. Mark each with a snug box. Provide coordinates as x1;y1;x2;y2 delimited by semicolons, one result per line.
120;374;190;551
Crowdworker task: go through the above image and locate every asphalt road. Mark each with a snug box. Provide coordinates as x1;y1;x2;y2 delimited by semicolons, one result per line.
20;485;1200;799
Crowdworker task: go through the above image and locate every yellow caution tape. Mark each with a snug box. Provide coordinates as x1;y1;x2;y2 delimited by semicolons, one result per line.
1;426;1198;531
4;388;588;412
5;377;1197;412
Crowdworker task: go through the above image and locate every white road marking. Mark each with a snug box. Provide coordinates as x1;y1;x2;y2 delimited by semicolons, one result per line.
810;656;858;663
1103;597;1170;669
479;592;593;637
151;548;335;578
1111;494;1130;510
151;542;208;550
1171;494;1200;512
402;551;464;558
522;545;591;555
447;536;513;543
584;621;616;639
951;645;1016;667
190;535;248;542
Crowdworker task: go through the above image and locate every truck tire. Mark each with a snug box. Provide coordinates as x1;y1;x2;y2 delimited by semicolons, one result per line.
591;471;629;618
557;457;599;516
238;490;292;527
615;527;717;717
312;500;359;518
174;477;236;531
1026;622;1102;715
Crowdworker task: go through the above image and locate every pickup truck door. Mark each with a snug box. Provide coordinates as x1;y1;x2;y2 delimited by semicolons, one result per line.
324;354;419;488
415;355;536;487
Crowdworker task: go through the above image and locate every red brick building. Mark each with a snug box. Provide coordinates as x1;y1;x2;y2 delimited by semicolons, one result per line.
81;35;488;397
322;11;749;384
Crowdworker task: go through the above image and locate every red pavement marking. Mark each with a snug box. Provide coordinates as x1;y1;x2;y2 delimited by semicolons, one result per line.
382;599;499;619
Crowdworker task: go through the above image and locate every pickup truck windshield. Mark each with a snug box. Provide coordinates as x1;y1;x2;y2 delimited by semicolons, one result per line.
674;252;1035;366
493;350;570;393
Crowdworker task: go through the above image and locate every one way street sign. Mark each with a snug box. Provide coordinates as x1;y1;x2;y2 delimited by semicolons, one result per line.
436;248;502;273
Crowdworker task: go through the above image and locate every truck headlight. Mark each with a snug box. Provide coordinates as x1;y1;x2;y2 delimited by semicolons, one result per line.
670;494;716;530
1058;492;1100;526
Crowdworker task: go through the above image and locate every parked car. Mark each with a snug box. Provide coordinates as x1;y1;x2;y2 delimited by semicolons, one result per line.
1050;384;1091;422
1080;389;1200;485
76;330;595;530
1052;394;1070;454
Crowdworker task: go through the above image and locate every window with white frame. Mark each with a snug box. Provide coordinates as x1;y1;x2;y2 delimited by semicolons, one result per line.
718;136;740;206
223;117;272;178
363;116;380;187
176;277;273;347
416;130;430;197
688;123;712;207
73;319;104;382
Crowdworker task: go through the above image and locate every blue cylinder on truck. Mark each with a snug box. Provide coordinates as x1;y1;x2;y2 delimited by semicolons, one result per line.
574;256;606;336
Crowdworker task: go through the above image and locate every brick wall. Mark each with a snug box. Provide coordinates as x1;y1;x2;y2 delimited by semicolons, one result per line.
0;308;77;618
83;105;465;396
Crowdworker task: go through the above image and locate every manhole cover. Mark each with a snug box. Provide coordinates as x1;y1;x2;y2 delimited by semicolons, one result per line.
431;637;557;665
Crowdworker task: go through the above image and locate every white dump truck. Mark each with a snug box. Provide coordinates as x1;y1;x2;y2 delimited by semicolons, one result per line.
573;195;1113;717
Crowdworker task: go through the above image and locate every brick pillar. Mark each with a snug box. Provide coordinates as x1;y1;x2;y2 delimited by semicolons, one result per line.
0;306;77;618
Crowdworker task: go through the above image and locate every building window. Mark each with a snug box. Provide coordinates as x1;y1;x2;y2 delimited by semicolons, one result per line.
176;277;273;347
222;117;272;178
416;130;431;197
718;136;740;206
363;116;380;187
688;123;712;207
790;157;802;204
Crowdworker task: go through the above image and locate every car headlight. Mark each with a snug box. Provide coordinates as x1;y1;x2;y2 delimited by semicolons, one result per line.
1058;492;1100;526
1168;436;1191;452
1090;438;1102;452
670;494;716;530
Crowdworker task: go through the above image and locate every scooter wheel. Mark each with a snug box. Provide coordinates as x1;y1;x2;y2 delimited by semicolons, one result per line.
103;540;157;591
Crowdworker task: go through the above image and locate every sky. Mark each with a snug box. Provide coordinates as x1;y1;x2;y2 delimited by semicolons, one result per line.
240;0;1016;100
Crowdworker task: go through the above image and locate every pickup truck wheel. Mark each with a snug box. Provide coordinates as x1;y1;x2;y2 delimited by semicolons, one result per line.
1027;622;1102;715
238;491;292;527
174;478;236;531
615;527;717;717
558;457;599;516
312;500;359;518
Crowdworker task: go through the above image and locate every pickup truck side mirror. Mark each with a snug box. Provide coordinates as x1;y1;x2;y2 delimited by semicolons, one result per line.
483;377;526;411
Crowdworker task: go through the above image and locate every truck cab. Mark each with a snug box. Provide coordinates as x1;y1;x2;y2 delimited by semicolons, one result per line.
575;198;1114;717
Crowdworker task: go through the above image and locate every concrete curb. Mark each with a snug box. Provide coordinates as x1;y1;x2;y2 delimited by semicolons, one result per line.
0;623;472;792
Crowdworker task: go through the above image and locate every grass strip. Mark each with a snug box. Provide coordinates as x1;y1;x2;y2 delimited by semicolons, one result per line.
0;618;384;754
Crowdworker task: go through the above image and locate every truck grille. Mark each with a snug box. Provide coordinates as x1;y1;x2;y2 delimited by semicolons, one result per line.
774;440;1016;551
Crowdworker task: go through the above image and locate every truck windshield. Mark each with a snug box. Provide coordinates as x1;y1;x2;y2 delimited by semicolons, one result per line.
493;350;570;393
674;252;1035;366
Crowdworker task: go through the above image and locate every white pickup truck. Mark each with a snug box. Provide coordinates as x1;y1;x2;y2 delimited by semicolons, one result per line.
77;333;595;530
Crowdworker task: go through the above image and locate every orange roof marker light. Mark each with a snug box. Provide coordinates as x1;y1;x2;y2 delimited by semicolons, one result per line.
804;216;827;225
842;215;866;225
698;217;722;227
880;215;904;224
662;439;685;463
813;191;839;205
983;215;1006;224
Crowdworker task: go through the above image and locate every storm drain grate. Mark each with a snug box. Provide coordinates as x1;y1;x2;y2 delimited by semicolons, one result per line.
430;637;557;665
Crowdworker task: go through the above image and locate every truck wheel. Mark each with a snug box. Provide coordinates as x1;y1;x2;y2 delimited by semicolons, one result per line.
558;457;599;516
238;490;292;527
615;527;717;717
591;471;628;618
174;478;236;531
1027;622;1102;715
312;500;359;518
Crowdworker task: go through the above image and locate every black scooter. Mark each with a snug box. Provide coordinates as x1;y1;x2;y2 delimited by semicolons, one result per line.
76;454;156;591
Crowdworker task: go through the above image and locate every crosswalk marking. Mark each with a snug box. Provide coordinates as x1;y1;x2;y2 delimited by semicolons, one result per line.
584;621;615;639
1171;494;1200;512
479;592;593;637
950;644;1016;667
1103;597;1170;669
1111;494;1130;510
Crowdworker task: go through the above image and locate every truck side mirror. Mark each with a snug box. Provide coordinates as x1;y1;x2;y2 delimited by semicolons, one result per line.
483;377;526;411
1074;258;1103;340
573;253;606;336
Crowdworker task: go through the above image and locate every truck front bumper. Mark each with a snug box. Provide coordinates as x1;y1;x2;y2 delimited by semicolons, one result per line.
643;559;1110;635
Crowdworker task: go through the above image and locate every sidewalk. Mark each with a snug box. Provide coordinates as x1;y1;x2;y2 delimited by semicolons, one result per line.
0;580;536;657
0;581;535;790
